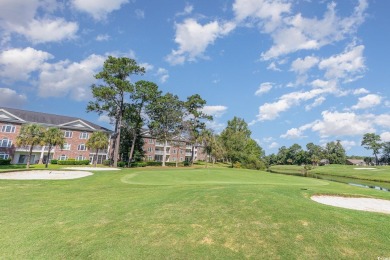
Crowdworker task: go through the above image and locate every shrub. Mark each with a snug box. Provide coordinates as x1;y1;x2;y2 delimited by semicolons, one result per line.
117;161;126;168
183;161;190;167
233;162;242;168
0;159;11;165
146;161;162;167
57;160;90;165
50;159;58;164
103;160;110;166
130;162;147;168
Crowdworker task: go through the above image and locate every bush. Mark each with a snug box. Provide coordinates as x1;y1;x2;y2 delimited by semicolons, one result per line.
183;161;190;167
117;161;126;168
0;159;11;165
50;159;58;164
103;160;110;166
130;162;147;168
57;160;90;165
146;161;163;167
233;162;242;168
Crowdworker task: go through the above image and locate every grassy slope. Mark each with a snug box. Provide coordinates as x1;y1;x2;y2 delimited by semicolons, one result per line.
0;167;390;259
310;165;390;182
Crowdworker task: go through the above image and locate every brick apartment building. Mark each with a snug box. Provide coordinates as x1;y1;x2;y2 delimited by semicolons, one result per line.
141;129;207;163
0;107;110;164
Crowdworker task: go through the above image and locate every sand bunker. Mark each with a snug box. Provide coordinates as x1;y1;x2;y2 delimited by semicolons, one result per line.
312;195;390;214
63;167;120;171
0;170;93;180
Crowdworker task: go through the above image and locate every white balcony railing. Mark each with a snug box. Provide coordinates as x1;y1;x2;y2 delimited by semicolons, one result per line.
16;146;50;152
155;150;170;155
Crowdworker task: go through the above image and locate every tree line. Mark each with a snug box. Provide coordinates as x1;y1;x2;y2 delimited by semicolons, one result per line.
87;56;266;169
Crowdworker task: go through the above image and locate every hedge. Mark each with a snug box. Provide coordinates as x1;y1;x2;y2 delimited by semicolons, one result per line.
0;159;11;165
50;159;58;164
57;160;90;165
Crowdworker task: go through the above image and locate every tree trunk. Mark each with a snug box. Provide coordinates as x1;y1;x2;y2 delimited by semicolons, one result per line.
95;149;99;167
162;140;167;167
128;133;136;167
175;146;179;167
45;144;52;168
27;145;33;169
191;145;195;165
113;114;122;168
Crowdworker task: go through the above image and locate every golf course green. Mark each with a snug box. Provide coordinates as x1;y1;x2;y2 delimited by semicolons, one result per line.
0;166;389;259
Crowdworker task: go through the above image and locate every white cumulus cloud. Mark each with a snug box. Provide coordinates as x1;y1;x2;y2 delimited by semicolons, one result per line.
0;47;53;82
255;82;273;96
0;88;27;108
71;0;129;20
201;105;228;118
166;19;236;65
38;54;105;101
351;94;382;110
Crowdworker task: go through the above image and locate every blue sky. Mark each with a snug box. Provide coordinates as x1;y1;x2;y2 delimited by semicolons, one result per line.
1;0;389;156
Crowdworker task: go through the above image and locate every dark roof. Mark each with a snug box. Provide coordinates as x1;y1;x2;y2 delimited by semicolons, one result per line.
0;107;110;132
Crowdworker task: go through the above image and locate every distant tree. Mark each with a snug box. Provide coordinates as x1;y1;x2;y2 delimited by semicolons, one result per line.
16;124;45;169
86;131;109;167
210;135;225;164
380;142;390;165
42;127;65;168
276;146;288;165
361;133;382;165
183;94;212;165
147;93;184;166
220;117;251;167
200;129;214;168
325;140;346;164
87;56;145;167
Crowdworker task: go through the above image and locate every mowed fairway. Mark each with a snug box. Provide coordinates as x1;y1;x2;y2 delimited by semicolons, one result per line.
1;167;390;259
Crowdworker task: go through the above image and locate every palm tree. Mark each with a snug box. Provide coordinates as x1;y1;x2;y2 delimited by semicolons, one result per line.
42;127;65;168
86;131;109;167
16;124;45;169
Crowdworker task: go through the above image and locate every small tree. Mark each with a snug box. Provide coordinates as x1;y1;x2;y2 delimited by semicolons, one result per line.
361;133;382;165
42;127;65;168
86;131;109;167
16;124;45;169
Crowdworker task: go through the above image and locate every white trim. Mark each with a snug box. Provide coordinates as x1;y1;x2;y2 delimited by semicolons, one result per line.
0;109;26;122
59;119;96;130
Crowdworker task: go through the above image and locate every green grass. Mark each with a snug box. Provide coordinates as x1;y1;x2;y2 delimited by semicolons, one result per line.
1;167;390;259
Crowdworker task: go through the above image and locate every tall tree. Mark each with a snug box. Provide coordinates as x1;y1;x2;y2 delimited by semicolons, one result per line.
220;117;251;167
183;94;212;164
16;124;45;169
147;93;184;166
87;56;145;167
325;140;346;164
86;131;109;167
42;127;65;168
361;133;382;165
200;129;215;168
123;80;160;165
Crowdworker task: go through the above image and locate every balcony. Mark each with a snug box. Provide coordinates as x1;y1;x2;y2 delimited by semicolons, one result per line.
16;146;50;152
185;152;192;156
155;142;170;147
155;150;170;155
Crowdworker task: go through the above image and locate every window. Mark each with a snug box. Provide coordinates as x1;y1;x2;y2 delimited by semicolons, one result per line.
0;152;9;159
148;155;152;161
79;132;89;139
0;138;12;147
76;155;84;161
1;125;15;133
58;155;67;160
78;144;86;151
173;149;176;154
64;131;73;138
148;139;154;144
62;143;71;150
180;157;183;162
147;147;153;152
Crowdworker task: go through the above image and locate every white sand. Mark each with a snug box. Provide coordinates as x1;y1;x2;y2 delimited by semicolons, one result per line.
311;195;390;214
0;170;93;180
62;167;120;171
354;168;376;170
